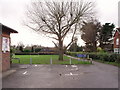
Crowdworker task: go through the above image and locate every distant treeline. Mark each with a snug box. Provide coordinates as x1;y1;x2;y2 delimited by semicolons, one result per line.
15;52;58;55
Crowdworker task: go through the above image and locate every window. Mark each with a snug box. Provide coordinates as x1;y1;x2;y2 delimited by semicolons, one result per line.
116;38;119;45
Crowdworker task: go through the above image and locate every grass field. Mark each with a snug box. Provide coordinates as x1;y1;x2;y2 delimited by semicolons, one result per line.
12;55;91;65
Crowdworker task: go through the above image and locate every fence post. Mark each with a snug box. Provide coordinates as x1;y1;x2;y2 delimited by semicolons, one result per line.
90;58;92;64
30;58;32;65
87;54;89;59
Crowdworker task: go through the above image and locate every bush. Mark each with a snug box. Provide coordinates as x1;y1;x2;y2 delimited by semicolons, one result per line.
15;52;58;55
89;53;100;60
24;49;31;52
89;53;119;62
116;55;120;63
97;47;104;53
66;52;120;62
109;54;120;62
10;48;16;58
101;54;110;62
35;48;41;52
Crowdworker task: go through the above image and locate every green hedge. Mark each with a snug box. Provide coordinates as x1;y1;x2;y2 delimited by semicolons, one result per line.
66;52;120;63
89;53;120;62
15;52;58;55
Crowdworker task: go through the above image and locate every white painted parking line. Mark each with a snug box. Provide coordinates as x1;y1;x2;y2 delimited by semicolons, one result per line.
23;71;27;75
71;68;78;71
71;65;77;68
70;72;73;75
76;68;78;70
65;72;78;76
35;65;38;67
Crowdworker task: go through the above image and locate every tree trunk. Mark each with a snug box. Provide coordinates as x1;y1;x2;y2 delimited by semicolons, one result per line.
100;40;104;49
93;41;97;52
58;40;64;61
59;49;64;61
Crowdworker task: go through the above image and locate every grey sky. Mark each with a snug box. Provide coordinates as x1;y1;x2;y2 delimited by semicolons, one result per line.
0;0;119;47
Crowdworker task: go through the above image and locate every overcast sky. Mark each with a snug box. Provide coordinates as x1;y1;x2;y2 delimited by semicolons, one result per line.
0;0;119;47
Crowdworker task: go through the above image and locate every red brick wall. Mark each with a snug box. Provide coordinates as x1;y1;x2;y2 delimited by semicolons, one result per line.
2;52;10;72
114;31;120;48
2;31;10;72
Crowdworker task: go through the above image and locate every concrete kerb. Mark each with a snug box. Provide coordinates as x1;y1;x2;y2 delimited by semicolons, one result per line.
2;64;20;78
2;69;16;78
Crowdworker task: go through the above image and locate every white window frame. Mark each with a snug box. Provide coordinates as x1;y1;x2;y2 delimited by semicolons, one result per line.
116;38;119;45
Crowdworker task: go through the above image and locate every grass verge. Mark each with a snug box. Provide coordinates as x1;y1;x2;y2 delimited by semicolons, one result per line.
12;55;91;65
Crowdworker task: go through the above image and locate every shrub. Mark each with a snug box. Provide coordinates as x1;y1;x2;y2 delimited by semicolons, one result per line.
15;52;58;55
116;55;120;63
97;47;104;53
110;54;120;63
35;48;41;52
66;52;120;62
102;54;110;61
89;53;100;60
10;48;16;58
24;49;31;52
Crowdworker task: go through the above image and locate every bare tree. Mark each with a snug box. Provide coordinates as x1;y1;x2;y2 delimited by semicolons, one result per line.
17;42;24;52
25;0;95;61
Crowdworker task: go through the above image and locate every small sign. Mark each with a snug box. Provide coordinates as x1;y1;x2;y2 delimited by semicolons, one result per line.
2;37;10;53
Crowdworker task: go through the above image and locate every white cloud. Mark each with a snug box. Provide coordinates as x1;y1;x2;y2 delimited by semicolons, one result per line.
0;0;119;46
96;0;119;26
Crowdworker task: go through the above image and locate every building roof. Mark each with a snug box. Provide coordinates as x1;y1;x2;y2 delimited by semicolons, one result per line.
116;28;120;32
1;23;18;33
113;28;120;37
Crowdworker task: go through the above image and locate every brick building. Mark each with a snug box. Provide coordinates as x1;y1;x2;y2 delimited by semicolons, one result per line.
113;28;120;54
0;24;18;72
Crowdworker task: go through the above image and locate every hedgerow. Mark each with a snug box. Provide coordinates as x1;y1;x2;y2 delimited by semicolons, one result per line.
66;52;120;62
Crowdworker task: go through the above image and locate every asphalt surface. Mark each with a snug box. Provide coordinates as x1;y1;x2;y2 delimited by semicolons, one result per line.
2;61;118;88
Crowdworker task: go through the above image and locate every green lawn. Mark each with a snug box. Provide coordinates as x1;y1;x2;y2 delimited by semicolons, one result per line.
12;55;91;65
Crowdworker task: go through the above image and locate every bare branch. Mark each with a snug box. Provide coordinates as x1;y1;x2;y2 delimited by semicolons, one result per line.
52;41;59;48
25;0;95;60
65;23;78;50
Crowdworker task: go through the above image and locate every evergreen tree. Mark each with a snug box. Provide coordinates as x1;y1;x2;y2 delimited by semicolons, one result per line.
99;23;115;49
